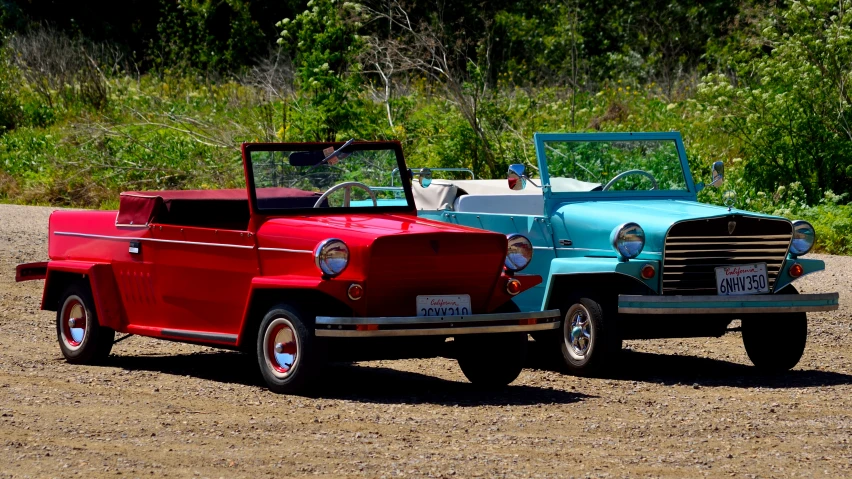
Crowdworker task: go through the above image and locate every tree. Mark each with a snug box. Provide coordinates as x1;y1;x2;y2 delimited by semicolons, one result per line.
278;0;368;141
699;0;852;202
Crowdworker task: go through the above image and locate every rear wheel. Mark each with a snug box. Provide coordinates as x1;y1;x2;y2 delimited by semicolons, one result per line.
257;303;323;394
56;283;114;364
456;332;527;387
742;312;807;372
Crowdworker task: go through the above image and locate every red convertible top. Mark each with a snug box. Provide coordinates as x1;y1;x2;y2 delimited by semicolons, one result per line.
116;188;319;227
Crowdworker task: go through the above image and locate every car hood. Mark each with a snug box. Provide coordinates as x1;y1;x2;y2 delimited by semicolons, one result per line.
552;199;783;254
258;213;497;250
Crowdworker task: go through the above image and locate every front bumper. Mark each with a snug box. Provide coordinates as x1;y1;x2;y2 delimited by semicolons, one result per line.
315;309;561;338
618;293;840;315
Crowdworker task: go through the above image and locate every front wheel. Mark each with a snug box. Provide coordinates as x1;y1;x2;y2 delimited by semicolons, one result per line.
56;283;114;364
257;304;323;394
742;312;807;372
558;297;621;375
456;333;527;387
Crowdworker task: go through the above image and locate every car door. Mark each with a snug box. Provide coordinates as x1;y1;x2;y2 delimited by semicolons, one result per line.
142;224;259;343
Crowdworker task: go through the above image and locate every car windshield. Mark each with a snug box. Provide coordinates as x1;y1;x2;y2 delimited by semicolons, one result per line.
542;139;688;193
246;143;411;212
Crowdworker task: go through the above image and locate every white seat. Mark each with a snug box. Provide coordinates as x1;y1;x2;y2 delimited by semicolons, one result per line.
453;194;544;215
412;178;599;214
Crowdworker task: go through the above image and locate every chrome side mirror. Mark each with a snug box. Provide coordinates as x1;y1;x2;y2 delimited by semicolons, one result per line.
419;168;432;188
710;161;724;188
508;164;527;191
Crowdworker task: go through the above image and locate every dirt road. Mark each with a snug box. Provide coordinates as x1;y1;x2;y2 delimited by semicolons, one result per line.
1;204;850;478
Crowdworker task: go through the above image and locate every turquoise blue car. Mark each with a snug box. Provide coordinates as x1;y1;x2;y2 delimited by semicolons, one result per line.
409;132;839;374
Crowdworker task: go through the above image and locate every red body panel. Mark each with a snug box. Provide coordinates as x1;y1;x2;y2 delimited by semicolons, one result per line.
31;206;537;347
20;142;545;350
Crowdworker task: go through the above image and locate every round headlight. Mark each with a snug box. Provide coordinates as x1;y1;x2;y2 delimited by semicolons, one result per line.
314;238;349;277
505;234;533;272
610;222;645;260
790;220;815;256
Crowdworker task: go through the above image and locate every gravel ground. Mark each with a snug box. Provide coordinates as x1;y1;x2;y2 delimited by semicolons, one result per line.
0;203;850;478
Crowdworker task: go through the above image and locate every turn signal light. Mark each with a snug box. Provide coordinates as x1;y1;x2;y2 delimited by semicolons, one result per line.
641;264;656;279
788;262;804;278
506;278;522;295
348;283;364;300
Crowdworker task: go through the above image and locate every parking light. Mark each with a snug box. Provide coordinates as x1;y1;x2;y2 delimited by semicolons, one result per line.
506;278;522;295
788;262;804;278
348;283;364;300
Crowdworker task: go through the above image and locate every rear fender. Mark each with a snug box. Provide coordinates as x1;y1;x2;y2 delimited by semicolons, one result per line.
41;261;127;331
235;276;354;350
542;258;658;311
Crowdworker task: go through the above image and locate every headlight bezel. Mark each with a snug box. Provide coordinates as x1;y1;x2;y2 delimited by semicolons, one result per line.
790;220;815;256
505;234;533;272
314;238;350;277
610;222;646;260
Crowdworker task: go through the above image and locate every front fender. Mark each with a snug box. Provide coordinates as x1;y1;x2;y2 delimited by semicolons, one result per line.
775;257;825;292
236;275;358;348
542;257;659;310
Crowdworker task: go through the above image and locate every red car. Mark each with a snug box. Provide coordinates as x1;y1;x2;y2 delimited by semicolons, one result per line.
16;141;559;393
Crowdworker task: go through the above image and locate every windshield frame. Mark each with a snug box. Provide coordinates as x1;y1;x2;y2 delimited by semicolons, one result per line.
241;141;416;216
533;132;697;201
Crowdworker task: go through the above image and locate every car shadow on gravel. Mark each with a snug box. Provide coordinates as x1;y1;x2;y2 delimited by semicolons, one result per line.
526;346;852;388
105;351;593;406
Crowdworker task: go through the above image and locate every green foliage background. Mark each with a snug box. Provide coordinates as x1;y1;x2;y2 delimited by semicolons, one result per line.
0;0;851;253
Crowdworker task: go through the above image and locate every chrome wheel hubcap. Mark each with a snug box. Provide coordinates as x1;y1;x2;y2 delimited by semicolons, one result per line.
264;318;300;379
564;305;592;359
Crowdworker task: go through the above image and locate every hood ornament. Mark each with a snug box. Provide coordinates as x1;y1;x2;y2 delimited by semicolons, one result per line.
728;221;737;235
722;190;737;212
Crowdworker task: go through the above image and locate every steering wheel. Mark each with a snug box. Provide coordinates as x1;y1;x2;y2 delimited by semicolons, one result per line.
313;181;377;208
601;169;658;191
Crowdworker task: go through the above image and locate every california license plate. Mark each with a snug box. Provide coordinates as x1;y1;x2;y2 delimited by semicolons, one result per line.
715;263;769;295
416;295;472;317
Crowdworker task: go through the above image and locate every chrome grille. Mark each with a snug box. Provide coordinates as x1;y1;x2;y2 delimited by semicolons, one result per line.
662;215;792;295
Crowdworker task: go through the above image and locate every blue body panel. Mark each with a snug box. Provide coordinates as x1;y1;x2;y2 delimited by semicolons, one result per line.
415;131;834;317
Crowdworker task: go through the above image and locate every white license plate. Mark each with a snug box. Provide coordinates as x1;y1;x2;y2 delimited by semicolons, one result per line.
416;295;472;317
715;263;769;295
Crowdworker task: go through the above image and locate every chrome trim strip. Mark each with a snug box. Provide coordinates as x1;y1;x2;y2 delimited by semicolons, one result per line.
114;224;150;229
258;247;313;254
161;329;238;343
316;322;559;338
316;309;560;326
54;231;255;249
618;293;839;314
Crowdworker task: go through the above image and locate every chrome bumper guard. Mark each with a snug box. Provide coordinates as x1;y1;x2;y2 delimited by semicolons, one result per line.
618;293;840;315
315;309;561;338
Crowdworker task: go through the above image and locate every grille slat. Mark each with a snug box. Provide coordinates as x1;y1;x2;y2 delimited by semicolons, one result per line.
662;215;792;295
666;234;791;241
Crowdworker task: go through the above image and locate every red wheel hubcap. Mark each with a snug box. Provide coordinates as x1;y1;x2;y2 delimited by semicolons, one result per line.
61;297;87;349
266;320;298;375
